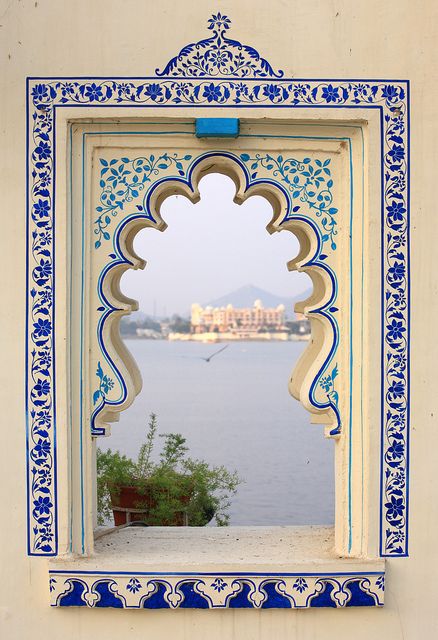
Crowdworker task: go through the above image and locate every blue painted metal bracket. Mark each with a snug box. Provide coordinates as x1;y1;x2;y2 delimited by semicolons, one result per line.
195;118;240;138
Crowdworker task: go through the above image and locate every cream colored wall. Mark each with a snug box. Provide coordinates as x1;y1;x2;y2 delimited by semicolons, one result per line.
1;0;437;638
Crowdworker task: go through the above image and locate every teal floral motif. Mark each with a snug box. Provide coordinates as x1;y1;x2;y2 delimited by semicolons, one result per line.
240;154;337;249
95;153;192;248
319;364;339;408
93;361;114;405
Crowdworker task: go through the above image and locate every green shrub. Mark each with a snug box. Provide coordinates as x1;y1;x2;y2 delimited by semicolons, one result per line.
96;413;242;527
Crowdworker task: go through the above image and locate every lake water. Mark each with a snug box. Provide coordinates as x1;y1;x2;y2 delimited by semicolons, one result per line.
101;339;335;526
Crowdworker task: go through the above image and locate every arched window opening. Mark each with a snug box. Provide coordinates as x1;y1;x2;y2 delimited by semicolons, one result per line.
95;170;334;531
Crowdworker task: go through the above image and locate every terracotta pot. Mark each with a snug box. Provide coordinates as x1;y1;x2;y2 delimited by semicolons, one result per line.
110;484;191;527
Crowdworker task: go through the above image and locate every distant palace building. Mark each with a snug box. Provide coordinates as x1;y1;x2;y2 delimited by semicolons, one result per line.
191;299;286;335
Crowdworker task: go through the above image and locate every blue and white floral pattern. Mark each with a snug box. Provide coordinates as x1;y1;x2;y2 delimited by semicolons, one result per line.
211;578;228;592
49;570;384;608
240;155;338;249
293;577;308;593
95;153;192;249
26;13;409;557
126;578;142;594
93;362;115;407
155;12;284;78
320;364;339;410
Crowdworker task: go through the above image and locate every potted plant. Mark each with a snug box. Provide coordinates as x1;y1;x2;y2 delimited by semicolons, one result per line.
96;413;241;527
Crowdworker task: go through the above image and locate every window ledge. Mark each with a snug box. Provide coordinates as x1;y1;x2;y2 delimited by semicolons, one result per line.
49;526;385;609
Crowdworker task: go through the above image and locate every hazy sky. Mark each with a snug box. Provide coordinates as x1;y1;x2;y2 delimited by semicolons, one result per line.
121;174;311;316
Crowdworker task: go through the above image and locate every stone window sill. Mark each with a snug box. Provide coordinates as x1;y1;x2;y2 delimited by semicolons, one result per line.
49;526;385;609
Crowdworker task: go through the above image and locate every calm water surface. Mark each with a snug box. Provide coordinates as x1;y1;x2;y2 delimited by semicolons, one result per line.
101;340;334;525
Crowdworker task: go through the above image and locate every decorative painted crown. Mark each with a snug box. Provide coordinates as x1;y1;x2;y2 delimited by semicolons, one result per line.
156;13;284;78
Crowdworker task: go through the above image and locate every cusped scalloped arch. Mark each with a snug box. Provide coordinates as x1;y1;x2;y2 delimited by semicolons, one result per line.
91;152;340;437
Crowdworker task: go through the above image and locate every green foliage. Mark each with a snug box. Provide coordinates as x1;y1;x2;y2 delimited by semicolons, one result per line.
119;315;162;336
136;411;158;477
95;449;136;524
96;413;242;527
168;314;191;333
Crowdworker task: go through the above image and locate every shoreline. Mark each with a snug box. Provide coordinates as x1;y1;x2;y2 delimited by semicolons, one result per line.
121;334;311;343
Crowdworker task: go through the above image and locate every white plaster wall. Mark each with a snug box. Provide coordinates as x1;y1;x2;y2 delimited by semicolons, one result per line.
1;0;437;637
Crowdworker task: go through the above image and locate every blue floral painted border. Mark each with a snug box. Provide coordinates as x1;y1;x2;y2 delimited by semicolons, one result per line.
26;13;409;558
49;570;384;609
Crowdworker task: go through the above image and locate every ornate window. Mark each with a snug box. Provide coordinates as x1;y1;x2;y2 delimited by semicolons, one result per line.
26;14;409;609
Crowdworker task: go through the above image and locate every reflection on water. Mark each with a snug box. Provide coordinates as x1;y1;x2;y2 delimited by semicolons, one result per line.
100;340;334;525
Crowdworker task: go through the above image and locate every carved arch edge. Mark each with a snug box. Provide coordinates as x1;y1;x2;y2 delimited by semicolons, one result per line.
93;152;340;437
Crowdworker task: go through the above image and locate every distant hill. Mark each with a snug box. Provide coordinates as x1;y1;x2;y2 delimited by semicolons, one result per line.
205;284;311;318
134;285;312;320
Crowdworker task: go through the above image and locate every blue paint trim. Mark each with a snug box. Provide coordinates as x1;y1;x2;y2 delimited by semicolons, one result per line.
195;118;239;138
53;103;383;111
69;124;74;553
52;107;59;556
78;122;366;130
360;125;365;553
404;80;411;558
28;76;410;82
378;105;385;557
25;77;31;556
79;134;86;554
87;131;350;141
348;137;354;553
85;130;194;137
50;570;384;577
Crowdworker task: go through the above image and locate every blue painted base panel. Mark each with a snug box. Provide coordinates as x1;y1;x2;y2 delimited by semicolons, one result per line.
49;571;385;609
